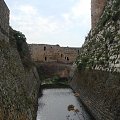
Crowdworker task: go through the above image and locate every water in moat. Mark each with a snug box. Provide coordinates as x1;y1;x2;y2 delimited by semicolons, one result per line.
37;88;92;120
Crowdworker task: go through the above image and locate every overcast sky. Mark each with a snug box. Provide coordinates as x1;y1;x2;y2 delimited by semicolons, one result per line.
5;0;91;47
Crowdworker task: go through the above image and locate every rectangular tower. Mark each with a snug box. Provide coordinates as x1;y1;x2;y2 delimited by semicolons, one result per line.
91;0;106;28
0;0;10;42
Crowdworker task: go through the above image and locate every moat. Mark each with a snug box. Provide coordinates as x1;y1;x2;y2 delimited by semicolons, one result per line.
37;88;92;120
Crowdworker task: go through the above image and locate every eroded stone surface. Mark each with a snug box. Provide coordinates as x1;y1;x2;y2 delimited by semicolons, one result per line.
29;44;80;64
0;1;40;119
72;0;120;119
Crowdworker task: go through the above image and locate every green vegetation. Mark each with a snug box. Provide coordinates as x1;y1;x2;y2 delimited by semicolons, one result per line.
100;10;111;27
76;56;89;71
112;11;120;22
42;76;68;85
13;30;27;57
114;0;120;8
13;30;33;68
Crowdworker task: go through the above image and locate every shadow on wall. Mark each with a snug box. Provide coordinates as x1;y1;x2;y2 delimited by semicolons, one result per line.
35;62;72;82
70;69;120;120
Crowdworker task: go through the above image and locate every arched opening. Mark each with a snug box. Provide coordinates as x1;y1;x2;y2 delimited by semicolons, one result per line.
61;54;63;57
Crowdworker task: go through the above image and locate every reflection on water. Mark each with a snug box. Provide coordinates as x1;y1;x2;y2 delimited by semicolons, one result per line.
37;88;92;120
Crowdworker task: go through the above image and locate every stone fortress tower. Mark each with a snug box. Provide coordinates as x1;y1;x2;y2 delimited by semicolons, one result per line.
0;0;9;42
91;0;106;28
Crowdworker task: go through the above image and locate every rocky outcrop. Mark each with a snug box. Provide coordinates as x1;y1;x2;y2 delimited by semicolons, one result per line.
0;27;40;119
71;0;120;119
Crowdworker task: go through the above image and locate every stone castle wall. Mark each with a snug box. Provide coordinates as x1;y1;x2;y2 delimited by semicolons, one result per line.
0;1;40;119
29;44;80;64
0;0;9;42
71;0;120;119
91;0;106;28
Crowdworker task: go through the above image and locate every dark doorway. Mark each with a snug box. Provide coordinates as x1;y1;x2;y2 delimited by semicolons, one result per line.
45;57;47;61
67;57;69;61
44;46;46;51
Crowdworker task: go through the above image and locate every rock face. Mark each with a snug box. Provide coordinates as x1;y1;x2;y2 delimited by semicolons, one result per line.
0;1;40;119
71;0;120;119
29;44;80;64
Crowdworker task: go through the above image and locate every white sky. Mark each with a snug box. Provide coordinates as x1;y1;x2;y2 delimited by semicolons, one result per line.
5;0;91;47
